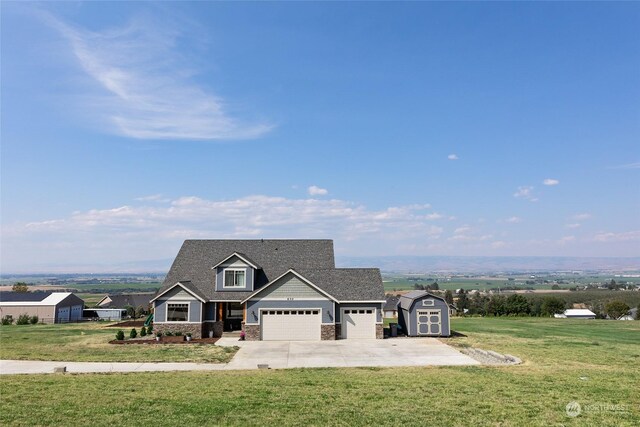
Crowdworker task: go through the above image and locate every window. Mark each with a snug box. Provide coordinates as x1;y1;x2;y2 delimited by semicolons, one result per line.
224;269;246;288
167;303;189;322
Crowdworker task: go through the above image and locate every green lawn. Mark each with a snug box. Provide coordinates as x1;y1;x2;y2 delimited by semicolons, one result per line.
1;318;638;426
0;322;236;363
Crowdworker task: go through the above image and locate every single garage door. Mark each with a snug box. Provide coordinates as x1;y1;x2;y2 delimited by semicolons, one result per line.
342;308;376;339
57;307;70;323
70;305;83;321
261;309;321;341
417;309;441;336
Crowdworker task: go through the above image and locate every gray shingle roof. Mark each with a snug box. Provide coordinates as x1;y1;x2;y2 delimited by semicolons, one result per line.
0;291;52;303
159;240;335;300
295;268;385;301
99;293;153;309
398;290;446;311
384;295;400;311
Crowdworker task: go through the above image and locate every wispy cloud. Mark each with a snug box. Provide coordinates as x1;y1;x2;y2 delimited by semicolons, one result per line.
572;213;591;221
513;186;538;202
566;223;581;229
42;12;272;140
543;178;559;186
592;230;640;242
505;216;522;223
608;162;640;170
135;194;170;202
447;154;459;160
307;186;328;196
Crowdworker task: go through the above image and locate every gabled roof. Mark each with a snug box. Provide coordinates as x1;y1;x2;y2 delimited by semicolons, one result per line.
293;268;385;302
150;281;207;303
241;269;339;303
158;239;335;300
0;292;82;307
564;309;596;316
398;290;446;311
0;291;52;303
384;295;400;311
98;293;153;309
211;252;260;270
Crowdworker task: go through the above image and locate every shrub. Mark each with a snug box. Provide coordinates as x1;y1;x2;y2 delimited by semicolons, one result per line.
130;328;138;339
186;332;192;337
147;324;153;333
156;331;163;337
140;326;147;337
175;331;183;336
165;331;173;336
29;316;39;325
116;330;125;340
16;314;31;325
1;315;13;325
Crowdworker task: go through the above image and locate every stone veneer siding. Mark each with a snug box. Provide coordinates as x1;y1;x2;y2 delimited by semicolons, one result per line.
244;324;260;341
321;324;335;340
376;324;384;339
154;323;202;339
202;321;223;338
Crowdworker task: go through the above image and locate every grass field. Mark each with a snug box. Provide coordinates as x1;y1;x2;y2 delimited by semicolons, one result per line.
0;322;236;363
1;318;638;426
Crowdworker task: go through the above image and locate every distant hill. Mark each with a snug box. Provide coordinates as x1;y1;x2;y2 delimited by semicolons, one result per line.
337;256;640;274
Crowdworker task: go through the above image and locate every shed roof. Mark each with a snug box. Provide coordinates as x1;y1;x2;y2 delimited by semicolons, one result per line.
98;293;154;309
398;290;446;311
0;291;52;303
564;309;596;316
0;292;80;307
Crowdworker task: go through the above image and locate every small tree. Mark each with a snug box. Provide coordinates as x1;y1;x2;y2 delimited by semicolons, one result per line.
124;305;135;318
12;282;29;293
130;328;138;339
444;290;454;305
116;330;125;340
29;316;39;324
140;326;147;337
541;296;566;316
147;324;153;333
135;305;147;318
430;282;439;291
1;315;14;325
16;314;30;325
605;301;630;320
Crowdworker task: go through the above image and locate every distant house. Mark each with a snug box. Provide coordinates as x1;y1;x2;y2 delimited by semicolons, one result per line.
97;294;152;313
0;292;84;323
617;308;638;321
384;295;400;318
83;308;127;321
554;309;596;319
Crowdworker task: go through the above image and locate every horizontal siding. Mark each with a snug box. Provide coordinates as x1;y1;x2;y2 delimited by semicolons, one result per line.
256;273;325;300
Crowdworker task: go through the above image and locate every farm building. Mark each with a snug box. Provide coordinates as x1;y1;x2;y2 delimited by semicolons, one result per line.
0;292;84;324
397;290;451;337
554;309;596;319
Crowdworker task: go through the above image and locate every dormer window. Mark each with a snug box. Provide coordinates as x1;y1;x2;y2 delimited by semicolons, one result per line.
224;269;246;288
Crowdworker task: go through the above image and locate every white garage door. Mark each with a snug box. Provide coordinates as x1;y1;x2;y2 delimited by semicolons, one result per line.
417;309;441;336
261;309;321;341
57;307;70;323
342;308;376;339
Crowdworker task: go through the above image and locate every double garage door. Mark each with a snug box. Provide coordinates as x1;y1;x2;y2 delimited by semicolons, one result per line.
261;310;321;341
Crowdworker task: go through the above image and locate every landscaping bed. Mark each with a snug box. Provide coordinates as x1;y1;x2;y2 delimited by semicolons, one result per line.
105;320;146;328
109;338;219;345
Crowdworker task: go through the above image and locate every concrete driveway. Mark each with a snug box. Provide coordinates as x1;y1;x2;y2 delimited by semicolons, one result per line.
218;337;479;369
1;338;478;374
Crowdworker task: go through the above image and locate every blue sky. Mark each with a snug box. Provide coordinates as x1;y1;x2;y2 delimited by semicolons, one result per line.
1;2;639;272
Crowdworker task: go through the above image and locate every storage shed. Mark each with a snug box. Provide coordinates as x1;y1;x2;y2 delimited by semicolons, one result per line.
0;292;85;324
397;291;450;337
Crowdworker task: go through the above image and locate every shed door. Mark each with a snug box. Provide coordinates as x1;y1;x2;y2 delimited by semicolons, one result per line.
342;309;376;339
70;305;83;321
417;309;441;336
57;307;70;323
261;310;321;341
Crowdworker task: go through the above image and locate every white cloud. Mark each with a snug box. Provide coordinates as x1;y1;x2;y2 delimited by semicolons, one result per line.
566;223;581;229
609;162;640;170
513;186;538;202
505;216;522;224
447;154;459;160
135;194;170;202
592;230;640;242
543;178;559;186
557;235;576;245
43;12;272;140
572;213;591;221
307;186;328;196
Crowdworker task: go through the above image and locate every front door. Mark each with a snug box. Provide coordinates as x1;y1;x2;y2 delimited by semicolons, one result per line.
224;302;243;331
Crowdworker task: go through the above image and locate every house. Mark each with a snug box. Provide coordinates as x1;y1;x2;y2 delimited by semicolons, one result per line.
0;292;84;324
384;295;400;318
397;290;451;337
151;239;385;340
97;293;152;313
554;309;596;319
617;308;638;321
83;308;128;321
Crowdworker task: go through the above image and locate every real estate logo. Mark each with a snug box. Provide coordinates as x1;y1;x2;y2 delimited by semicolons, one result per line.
565;401;581;417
